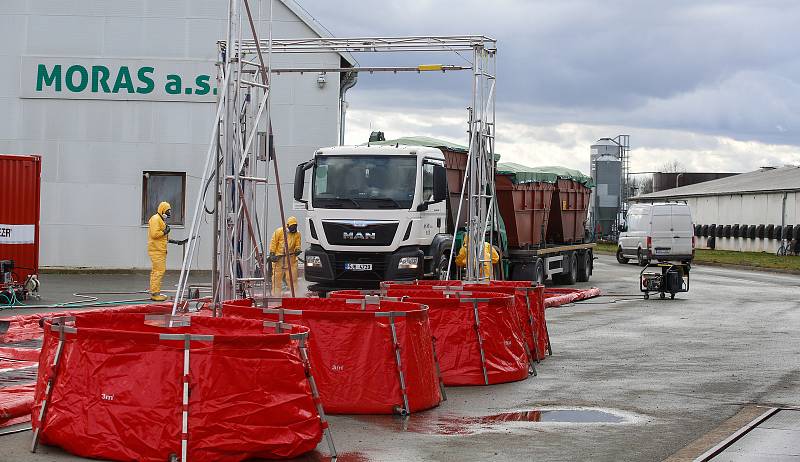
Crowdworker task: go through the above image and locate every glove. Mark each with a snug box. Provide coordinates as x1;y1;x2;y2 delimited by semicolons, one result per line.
293;250;302;257
163;224;171;235
268;253;277;263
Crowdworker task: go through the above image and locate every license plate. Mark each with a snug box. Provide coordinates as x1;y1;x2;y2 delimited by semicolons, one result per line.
345;263;373;271
654;248;671;255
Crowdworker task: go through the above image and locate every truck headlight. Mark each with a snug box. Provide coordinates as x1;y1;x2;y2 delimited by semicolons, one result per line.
398;257;419;269
306;255;322;268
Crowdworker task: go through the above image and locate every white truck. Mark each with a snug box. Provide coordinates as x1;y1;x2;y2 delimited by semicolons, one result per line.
294;144;453;288
294;141;597;290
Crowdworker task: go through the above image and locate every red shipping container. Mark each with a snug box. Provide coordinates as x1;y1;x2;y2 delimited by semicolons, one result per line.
0;154;41;282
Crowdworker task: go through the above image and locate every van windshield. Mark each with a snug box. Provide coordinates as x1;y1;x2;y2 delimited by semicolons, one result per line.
312;155;417;209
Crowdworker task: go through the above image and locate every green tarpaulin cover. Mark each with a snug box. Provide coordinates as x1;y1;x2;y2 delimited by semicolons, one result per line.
497;162;594;187
367;136;469;153
365;136;501;161
363;136;591;186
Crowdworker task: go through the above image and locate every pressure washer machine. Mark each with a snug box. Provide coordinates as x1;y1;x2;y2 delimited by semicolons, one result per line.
640;262;690;299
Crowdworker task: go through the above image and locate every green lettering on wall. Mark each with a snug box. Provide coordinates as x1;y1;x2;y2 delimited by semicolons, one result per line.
165;74;182;94
194;75;211;95
136;67;155;94
91;66;111;92
112;66;135;93
65;65;88;92
36;64;62;91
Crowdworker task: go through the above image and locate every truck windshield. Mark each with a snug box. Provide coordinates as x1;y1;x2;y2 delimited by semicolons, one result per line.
312;155;417;209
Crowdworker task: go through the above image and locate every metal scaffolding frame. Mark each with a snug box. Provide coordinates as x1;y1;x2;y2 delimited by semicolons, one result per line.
172;0;497;312
613;134;631;236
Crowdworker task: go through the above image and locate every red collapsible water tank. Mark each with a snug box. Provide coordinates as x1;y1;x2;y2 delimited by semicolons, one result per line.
378;280;549;360
462;283;549;361
222;297;443;415
334;288;530;386
31;312;328;462
0;154;41;283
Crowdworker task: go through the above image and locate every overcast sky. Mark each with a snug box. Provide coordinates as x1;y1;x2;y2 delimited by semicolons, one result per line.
295;0;800;174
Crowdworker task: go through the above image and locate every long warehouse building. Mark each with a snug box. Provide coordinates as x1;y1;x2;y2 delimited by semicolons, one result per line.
631;166;800;253
0;0;356;270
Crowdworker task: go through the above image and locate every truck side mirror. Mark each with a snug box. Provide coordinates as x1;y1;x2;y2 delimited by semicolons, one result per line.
433;165;448;202
294;162;310;203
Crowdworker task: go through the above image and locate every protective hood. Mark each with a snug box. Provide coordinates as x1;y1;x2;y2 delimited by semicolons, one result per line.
287;216;298;227
157;202;171;216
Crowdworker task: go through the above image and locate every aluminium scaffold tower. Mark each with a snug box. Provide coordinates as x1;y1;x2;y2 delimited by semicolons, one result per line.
172;0;498;313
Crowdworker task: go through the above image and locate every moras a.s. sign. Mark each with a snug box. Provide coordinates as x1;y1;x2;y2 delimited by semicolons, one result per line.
21;57;218;102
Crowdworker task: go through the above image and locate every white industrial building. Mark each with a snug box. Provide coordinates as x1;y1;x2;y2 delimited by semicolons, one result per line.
632;166;800;253
0;0;355;270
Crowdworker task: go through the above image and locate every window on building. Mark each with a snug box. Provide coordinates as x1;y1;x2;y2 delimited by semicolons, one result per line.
142;172;186;225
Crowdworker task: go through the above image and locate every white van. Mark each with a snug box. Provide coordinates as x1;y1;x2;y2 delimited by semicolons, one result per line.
616;202;695;265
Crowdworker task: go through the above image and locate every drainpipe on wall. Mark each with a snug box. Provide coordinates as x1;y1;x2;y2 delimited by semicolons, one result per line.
339;70;358;145
781;192;788;227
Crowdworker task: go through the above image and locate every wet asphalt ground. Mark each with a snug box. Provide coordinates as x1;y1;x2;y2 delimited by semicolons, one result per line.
2;255;799;461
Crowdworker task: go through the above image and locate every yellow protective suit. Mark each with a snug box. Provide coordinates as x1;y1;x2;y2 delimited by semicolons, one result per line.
455;235;500;279
269;216;302;295
147;202;171;298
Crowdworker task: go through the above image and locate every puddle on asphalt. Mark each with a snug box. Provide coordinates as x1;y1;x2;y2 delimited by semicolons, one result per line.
356;408;632;436
286;450;370;462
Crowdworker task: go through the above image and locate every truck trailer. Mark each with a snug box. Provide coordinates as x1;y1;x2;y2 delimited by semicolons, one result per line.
293;137;595;289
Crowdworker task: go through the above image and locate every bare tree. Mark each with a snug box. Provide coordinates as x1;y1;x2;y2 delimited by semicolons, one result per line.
629;174;654;196
661;160;686;173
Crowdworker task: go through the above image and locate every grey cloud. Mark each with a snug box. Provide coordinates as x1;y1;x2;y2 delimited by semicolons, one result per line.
296;0;800;145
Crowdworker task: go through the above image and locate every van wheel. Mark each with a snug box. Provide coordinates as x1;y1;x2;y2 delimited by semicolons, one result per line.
637;249;649;267
577;252;592;282
616;248;629;264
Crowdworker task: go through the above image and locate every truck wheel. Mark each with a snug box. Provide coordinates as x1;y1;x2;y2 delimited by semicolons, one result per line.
435;254;453;280
533;259;545;286
564;253;578;285
510;262;534;281
616;247;629;264
577;251;592;282
637;249;649;267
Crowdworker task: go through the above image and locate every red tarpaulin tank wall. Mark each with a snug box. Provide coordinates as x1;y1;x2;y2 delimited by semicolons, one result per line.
332;288;530;386
377;280;549;360
0;154;41;283
222;297;443;415
547;179;591;243
495;174;555;247
31;313;328;462
461;282;549;361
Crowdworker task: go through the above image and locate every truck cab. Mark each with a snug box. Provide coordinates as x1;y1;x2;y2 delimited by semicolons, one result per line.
294;145;450;287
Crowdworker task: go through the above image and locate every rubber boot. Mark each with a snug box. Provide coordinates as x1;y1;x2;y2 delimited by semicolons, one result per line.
151;293;168;302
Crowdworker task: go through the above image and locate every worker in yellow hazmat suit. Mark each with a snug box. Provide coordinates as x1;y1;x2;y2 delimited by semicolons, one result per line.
269;216;302;295
455;234;500;279
147;202;187;301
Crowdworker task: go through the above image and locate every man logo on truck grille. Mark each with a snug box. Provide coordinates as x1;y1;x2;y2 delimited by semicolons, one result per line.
343;232;376;240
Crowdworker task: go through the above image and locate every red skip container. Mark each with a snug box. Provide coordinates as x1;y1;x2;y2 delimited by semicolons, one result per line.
0;154;41;283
